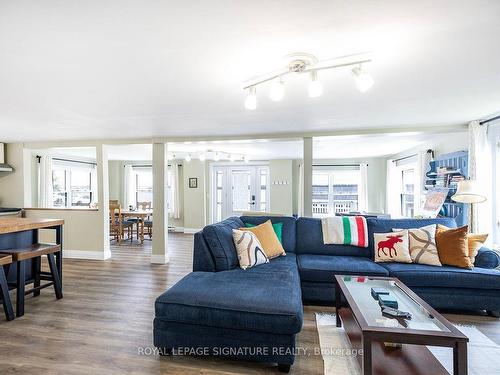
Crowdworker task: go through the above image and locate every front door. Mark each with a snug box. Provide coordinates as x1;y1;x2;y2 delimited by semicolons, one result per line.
212;165;269;222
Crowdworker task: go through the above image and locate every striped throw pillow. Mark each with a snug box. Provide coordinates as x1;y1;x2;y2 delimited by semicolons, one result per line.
321;216;368;247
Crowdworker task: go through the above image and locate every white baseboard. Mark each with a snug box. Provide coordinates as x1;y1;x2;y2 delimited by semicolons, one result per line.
173;227;185;233
151;254;170;264
183;228;201;234
63;249;111;261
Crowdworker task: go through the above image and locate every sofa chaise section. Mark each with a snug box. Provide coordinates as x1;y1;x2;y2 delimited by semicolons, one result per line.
154;253;303;370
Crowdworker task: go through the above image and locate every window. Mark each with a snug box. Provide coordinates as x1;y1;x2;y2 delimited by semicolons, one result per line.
312;167;360;217
52;161;96;208
134;167;153;207
400;168;415;217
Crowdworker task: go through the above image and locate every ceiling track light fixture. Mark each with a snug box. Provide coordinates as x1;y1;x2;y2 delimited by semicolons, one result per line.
243;52;374;109
269;76;285;101
351;65;374;93
171;150;250;162
308;70;323;98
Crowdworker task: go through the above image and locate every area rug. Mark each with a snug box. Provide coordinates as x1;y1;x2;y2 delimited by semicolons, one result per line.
315;313;500;375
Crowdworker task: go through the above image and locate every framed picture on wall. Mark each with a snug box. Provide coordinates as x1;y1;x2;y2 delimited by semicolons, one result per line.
189;177;198;188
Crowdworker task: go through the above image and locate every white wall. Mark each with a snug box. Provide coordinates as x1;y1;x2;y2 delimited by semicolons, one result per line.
183;160;206;231
0;143;30;207
108;160;122;201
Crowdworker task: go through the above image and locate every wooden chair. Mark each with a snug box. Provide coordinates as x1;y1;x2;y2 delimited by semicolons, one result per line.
137;202;153;239
0;254;14;321
109;203;133;245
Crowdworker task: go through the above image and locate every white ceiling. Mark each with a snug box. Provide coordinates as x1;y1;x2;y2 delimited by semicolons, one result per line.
43;131;453;160
1;1;499;142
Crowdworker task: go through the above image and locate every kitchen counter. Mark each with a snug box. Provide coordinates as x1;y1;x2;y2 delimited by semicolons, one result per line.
0;218;64;234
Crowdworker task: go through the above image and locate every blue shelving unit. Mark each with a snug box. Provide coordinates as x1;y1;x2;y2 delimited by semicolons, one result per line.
426;150;469;226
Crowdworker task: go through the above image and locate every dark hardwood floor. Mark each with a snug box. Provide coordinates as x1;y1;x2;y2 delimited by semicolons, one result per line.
0;233;498;374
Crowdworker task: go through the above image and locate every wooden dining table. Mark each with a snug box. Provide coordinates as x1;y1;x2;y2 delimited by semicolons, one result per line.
120;210;152;244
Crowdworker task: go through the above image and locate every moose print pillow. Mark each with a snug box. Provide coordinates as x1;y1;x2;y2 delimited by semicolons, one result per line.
374;230;412;263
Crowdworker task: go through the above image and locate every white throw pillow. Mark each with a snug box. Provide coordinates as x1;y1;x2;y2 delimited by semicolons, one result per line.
374;230;412;263
393;224;441;266
232;229;269;270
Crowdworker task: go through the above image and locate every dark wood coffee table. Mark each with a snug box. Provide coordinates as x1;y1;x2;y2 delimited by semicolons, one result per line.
335;275;468;375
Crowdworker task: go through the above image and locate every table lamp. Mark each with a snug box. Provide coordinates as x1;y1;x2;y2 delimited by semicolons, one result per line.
451;179;486;233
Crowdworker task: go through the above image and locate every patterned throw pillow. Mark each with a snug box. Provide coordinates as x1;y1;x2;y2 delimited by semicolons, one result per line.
393;225;441;266
232;229;269;270
374;230;412;263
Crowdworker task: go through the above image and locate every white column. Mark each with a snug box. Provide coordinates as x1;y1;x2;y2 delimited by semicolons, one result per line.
303;137;313;217
96;143;111;259
152;142;169;264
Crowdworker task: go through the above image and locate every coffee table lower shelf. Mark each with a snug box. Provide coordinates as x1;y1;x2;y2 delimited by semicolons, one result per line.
340;308;450;375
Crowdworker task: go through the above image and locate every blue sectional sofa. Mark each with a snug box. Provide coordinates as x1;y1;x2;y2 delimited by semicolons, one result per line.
154;216;500;372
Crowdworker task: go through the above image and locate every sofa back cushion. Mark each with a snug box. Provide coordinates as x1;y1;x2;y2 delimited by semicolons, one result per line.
296;216;458;259
240;216;297;253
296;217;372;257
202;217;244;271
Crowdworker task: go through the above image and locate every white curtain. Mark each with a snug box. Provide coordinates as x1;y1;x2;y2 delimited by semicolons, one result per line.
414;150;431;216
297;162;304;217
385;159;400;217
170;162;181;219
123;164;135;209
90;168;98;205
358;163;368;212
38;155;53;208
468;120;493;237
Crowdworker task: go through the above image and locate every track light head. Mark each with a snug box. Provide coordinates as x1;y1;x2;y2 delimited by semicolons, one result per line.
269;78;285;102
352;66;374;92
199;153;206;162
185;154;192;162
214;152;220;161
244;86;257;110
308;71;323;98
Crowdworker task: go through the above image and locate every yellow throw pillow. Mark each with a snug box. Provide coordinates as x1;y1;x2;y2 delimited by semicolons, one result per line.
437;225;488;265
467;233;488;264
435;225;472;269
240;220;285;259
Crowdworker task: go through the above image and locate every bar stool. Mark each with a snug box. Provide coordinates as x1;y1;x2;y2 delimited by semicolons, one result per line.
0;243;63;317
0;254;14;321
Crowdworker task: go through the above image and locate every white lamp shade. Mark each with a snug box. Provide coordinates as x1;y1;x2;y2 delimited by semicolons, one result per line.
451;180;487;204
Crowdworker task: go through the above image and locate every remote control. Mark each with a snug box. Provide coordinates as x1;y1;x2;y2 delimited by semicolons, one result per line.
381;306;412;320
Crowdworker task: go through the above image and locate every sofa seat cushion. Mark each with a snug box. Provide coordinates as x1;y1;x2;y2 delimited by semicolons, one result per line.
202;217;244;271
381;262;500;290
297;254;389;283
155;264;303;335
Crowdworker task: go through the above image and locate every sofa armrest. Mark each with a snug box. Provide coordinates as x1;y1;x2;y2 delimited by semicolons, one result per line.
474;247;500;269
193;231;216;272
